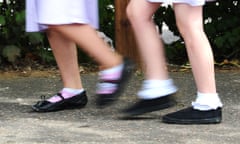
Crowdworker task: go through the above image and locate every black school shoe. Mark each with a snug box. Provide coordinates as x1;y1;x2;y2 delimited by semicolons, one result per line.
32;91;88;112
96;58;135;107
162;107;222;124
121;95;175;117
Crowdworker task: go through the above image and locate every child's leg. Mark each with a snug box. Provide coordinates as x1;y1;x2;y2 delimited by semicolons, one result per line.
47;24;134;107
127;0;168;80
162;4;222;124
32;30;88;112
127;0;177;96
47;30;83;90
121;0;177;116
48;24;122;69
174;4;222;109
174;4;216;94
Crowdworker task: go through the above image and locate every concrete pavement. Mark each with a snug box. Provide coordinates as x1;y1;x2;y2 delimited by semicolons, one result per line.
0;71;240;144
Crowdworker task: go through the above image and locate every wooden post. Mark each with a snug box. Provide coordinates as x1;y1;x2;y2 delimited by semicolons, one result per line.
114;0;141;67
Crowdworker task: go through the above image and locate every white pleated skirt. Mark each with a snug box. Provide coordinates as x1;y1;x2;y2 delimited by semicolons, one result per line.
26;0;99;32
148;0;206;6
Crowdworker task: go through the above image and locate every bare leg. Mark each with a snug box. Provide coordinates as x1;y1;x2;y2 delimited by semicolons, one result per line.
46;23;135;107
174;4;216;93
127;0;168;80
161;4;222;124
47;30;83;89
48;24;122;70
32;30;88;112
121;0;178;117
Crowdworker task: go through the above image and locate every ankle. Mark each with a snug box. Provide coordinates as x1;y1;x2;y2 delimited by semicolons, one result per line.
62;88;84;95
100;56;123;70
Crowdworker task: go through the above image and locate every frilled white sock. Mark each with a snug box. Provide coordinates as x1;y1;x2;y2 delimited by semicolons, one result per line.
192;92;223;111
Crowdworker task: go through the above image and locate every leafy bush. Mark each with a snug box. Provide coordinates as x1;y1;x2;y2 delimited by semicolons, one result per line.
0;0;53;67
204;0;240;61
99;0;115;41
0;0;239;68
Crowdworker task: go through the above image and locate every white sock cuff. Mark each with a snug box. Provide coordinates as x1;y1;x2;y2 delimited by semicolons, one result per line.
99;63;124;75
143;79;175;88
192;92;223;110
138;79;178;99
62;88;84;95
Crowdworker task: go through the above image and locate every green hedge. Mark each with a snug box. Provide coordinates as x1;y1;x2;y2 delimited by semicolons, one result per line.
0;0;239;67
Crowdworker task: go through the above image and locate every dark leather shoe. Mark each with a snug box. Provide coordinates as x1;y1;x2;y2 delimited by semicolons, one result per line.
96;57;135;107
32;91;88;112
121;95;175;117
162;107;222;124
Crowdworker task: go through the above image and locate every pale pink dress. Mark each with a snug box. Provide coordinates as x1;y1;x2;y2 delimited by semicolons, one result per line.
148;0;214;6
26;0;99;32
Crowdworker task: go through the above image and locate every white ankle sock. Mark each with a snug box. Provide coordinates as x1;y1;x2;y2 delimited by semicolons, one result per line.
137;79;178;99
62;88;84;95
96;63;124;94
192;92;223;111
99;63;124;80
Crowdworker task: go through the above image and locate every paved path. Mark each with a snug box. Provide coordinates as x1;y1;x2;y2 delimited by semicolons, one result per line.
0;71;240;144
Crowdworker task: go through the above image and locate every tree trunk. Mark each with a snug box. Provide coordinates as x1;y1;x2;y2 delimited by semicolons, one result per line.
114;0;141;67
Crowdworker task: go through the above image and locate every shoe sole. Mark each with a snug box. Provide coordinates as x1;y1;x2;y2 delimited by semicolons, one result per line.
32;103;87;112
162;117;222;124
32;96;88;112
120;101;175;118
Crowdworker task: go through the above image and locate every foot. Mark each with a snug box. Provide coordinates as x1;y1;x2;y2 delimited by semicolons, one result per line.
121;95;175;117
96;57;135;107
32;91;88;112
162;107;222;124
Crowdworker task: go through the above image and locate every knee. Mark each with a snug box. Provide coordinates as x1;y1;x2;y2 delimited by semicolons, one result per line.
126;3;149;26
126;4;138;24
176;21;203;40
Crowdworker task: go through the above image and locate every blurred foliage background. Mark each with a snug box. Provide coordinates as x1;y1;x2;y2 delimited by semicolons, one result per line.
0;0;239;70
